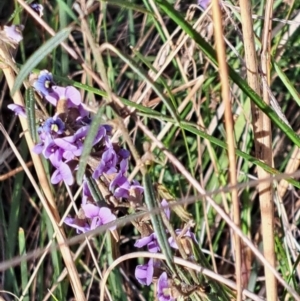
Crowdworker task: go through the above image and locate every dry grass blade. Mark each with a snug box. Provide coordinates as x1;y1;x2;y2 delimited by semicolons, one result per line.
259;0;277;298
211;1;242;300
239;0;276;299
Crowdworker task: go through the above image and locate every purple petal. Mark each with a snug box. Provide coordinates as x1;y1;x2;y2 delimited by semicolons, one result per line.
161;199;170;220
134;235;154;248
51;162;73;185
65;86;81;106
114;187;129;199
168;228;197;249
118;149;130;159
7;104;26;117
135;259;154;286
45;91;59;106
148;239;160;253
64;216;90;234
157;272;175;301
99;207;116;228
52;86;66;99
59;162;74;185
119;159;128;173
51;168;62;184
43;117;65;134
81;204;100;218
198;0;211;9
54;137;77;151
32;142;44;154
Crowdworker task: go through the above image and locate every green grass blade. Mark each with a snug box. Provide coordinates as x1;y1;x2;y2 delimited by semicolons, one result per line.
76;107;105;184
11;27;72;95
18;228;29;301
273;61;300;107
25;87;38;143
143;173;175;273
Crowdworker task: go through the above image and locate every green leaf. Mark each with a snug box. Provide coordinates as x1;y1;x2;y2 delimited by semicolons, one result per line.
143;173;175;273
76;107;105;184
11;27;72;96
25;87;38;143
18;228;29;301
273;61;300;107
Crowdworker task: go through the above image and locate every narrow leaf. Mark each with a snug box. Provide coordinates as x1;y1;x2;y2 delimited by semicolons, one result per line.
143;173;175;273
18;228;29;301
25;87;38;143
273;61;300;107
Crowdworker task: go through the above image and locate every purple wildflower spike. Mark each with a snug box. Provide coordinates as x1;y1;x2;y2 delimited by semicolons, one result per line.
157;272;175;301
135;259;154;286
7;104;26;117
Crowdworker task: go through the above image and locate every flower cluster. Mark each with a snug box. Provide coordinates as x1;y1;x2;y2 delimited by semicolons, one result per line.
134;200;197;301
9;68;197;300
9;69;143;234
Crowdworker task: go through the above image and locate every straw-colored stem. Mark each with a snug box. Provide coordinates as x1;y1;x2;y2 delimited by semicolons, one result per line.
211;1;242;300
259;0;277;298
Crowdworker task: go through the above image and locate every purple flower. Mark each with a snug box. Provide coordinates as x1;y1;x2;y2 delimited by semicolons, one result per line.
33;70;55;96
43;116;65;135
51;162;74;185
81;204;116;231
157;272;175;301
168;228;197;249
50;150;74;185
161;199;170;220
7;104;26;117
82;184;91;205
134;233;160;253
30;3;44;17
93;143;118;178
4;25;24;44
135;259;154;286
109;171;130;198
55;125;106;161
